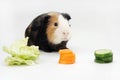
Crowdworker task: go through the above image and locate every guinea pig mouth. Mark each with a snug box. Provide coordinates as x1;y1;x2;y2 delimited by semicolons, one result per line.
62;37;69;41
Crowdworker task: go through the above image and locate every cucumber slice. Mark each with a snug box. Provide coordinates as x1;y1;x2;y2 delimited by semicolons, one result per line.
95;59;105;63
95;49;113;57
94;49;113;63
95;57;113;63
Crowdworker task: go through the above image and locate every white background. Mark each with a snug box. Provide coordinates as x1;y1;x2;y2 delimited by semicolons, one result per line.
0;0;120;80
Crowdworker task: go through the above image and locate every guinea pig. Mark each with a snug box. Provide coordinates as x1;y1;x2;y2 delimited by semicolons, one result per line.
25;12;71;52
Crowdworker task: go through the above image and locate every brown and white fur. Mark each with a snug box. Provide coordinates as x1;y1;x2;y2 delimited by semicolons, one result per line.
25;12;71;52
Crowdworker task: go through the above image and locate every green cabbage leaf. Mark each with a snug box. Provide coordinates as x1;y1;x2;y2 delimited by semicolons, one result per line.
3;37;40;65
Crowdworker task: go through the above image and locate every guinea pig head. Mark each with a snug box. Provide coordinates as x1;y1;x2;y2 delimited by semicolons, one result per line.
46;12;71;44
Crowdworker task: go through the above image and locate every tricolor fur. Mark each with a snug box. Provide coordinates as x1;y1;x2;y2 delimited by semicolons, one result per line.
25;12;71;52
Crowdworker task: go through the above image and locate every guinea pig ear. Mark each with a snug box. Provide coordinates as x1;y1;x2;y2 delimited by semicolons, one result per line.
42;15;51;23
61;13;71;20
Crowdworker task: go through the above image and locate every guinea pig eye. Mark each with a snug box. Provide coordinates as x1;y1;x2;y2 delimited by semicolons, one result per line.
54;22;58;26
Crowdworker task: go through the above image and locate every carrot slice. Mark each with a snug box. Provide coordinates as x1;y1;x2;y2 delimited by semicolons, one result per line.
59;49;75;64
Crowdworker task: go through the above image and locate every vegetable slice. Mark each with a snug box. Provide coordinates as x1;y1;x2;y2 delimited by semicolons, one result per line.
59;49;75;64
94;49;113;63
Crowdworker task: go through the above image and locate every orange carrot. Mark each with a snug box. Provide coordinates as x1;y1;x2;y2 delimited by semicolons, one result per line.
59;49;75;64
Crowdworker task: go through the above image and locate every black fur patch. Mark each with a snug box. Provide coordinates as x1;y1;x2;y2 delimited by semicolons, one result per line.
61;13;71;20
25;13;50;47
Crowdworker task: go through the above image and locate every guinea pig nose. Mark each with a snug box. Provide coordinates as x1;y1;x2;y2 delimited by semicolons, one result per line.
63;32;69;36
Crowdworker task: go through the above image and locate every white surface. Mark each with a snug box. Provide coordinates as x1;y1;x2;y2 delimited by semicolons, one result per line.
1;0;120;80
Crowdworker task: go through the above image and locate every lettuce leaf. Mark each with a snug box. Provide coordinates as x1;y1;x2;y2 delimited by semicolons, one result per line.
5;57;34;65
3;37;40;65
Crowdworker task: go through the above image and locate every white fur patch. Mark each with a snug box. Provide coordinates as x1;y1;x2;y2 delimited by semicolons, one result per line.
53;14;71;44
